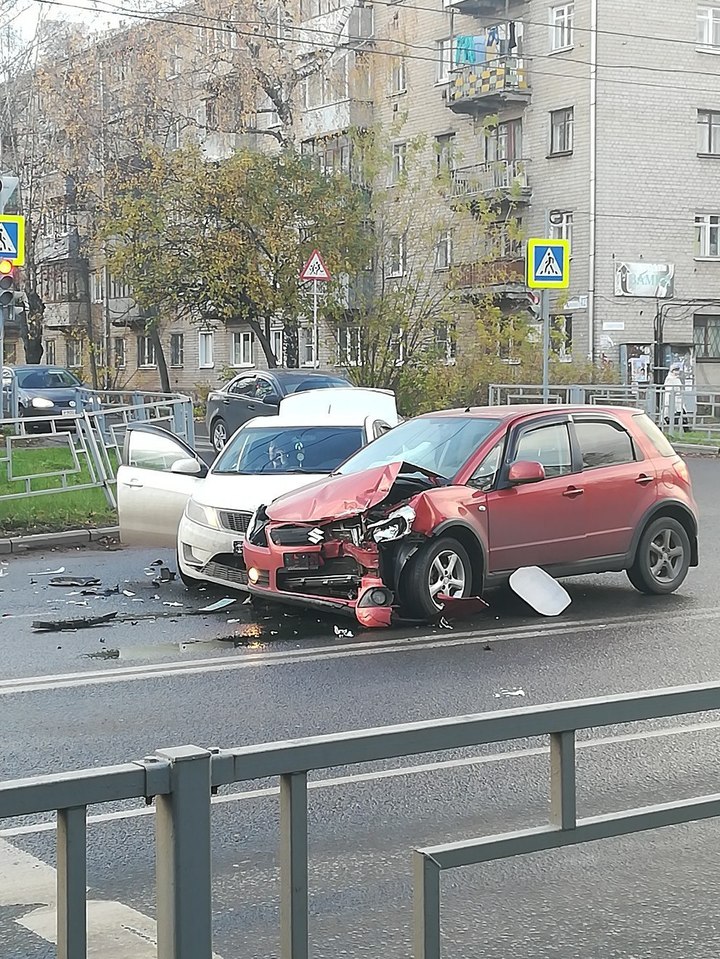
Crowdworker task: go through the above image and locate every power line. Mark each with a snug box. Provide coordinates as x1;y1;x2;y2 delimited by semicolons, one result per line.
29;0;720;98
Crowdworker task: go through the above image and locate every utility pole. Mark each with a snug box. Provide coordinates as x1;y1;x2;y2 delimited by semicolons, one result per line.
0;175;20;417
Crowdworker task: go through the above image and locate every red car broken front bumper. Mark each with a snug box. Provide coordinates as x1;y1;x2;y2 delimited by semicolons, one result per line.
242;536;394;628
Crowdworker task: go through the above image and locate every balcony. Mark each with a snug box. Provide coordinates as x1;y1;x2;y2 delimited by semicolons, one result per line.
444;0;528;15
450;159;531;205
36;230;81;264
301;99;373;140
42;301;90;331
453;257;525;299
447;57;530;115
339;272;374;310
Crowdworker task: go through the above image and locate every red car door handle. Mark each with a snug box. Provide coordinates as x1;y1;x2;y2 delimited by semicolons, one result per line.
563;486;584;498
636;474;654;485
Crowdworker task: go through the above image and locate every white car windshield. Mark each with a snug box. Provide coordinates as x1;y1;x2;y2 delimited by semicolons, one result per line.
212;425;365;475
336;416;502;480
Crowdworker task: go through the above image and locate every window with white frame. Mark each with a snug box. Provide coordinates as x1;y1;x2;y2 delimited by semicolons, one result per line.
301;327;316;366
338;324;362;366
168;43;181;77
110;275;130;299
698;109;720;154
137;335;156;367
550;107;574;155
271;328;284;363
390;58;406;94
170;119;181;150
390;326;405;365
436;38;455;83
698;6;720;47
66;338;83;369
434;322;457;364
435;230;453;271
205;97;219;131
90;271;105;303
43;339;56;365
435;133;455;175
550;2;574;51
391;142;406;183
232;330;254;366
199;331;215;368
388;234;406;277
550;210;573;244
170;333;184;368
113;337;126;369
695;213;720;257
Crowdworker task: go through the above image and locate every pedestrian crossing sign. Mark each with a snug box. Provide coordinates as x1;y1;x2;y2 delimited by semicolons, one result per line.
0;215;25;266
527;238;570;289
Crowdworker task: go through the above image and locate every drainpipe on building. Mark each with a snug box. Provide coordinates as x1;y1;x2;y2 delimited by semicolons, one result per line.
588;0;598;364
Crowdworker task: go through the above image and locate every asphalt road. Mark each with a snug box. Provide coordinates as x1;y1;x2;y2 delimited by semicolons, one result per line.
1;458;720;958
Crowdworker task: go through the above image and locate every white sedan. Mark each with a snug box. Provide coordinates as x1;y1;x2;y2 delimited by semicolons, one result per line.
116;388;399;590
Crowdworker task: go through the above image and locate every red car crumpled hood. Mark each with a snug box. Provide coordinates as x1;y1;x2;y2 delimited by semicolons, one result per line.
265;463;403;524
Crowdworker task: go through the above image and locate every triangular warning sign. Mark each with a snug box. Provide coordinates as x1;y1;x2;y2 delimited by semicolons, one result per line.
300;249;331;282
0;225;16;257
537;248;563;278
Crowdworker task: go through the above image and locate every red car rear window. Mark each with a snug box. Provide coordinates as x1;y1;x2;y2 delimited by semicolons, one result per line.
633;413;676;457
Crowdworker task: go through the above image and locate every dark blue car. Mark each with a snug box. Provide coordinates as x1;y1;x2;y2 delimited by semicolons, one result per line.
2;364;85;428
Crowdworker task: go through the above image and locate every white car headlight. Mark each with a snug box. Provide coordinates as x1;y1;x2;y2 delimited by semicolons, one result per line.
31;397;55;409
185;499;221;529
369;505;416;544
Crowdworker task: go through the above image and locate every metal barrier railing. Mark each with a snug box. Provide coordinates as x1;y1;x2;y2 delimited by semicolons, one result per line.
0;391;195;513
1;682;720;958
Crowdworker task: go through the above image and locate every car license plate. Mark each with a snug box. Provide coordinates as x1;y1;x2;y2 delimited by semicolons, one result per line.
233;541;244;554
61;409;75;416
284;552;320;570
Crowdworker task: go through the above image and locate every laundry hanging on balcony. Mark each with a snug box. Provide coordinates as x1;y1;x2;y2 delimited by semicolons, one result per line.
454;34;487;65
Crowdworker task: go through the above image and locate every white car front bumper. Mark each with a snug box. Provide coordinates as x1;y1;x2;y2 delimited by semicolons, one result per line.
177;513;249;591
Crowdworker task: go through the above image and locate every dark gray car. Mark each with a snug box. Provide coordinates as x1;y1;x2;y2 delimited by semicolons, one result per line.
205;370;352;453
2;365;85;428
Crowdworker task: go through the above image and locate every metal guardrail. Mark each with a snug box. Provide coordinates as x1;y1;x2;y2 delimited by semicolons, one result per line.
0;391;195;512
2;682;720;958
489;382;720;438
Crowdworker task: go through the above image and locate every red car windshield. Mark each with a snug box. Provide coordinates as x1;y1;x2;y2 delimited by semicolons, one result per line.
336;415;502;481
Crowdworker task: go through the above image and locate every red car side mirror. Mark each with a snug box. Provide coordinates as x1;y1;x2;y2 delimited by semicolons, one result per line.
507;460;546;485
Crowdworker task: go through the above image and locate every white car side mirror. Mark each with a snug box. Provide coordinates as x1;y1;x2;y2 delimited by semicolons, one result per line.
170;457;203;476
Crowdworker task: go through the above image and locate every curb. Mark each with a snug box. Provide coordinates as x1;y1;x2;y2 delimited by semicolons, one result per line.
674;443;720;457
0;526;120;555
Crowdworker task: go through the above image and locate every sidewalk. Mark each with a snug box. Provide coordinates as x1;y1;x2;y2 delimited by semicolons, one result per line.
0;527;120;555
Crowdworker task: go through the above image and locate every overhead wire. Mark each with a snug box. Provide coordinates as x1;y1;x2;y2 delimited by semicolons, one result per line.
28;0;720;99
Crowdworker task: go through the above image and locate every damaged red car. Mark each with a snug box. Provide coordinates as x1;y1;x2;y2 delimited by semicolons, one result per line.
242;406;699;627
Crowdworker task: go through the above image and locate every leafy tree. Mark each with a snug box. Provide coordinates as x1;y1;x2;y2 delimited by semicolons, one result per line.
100;144;371;385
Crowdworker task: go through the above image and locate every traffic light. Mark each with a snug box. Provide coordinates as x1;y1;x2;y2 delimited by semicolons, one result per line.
525;291;540;319
0;262;16;307
0;259;15;308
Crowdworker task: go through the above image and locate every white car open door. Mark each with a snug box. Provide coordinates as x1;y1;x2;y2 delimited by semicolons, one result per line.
117;424;208;548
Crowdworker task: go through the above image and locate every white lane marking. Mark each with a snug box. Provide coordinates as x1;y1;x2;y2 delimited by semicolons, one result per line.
3;606;719;697
0;837;157;958
3;717;720;839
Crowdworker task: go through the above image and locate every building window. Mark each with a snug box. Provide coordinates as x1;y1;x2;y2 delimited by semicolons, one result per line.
90;272;105;303
698;6;720;47
550;210;573;244
43;339;56;365
435;230;453;271
694;315;720;358
66;338;83;369
390;327;405;365
137;335;157;368
550;2;574;51
170;333;184;368
698;109;720;155
232;330;253;367
110;275;130;299
113;337;126;369
301;327;316;366
170;119;181;150
271;328;284;363
168;43;181;78
436;38;455;83
391;142;406;183
388;235;406;277
199;331;214;368
552;313;573;358
695;213;720;257
550;107;574;155
390;58;406;94
205;97;219;131
338;324;362;366
485;118;523;163
434;322;457;364
435;133;455;175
